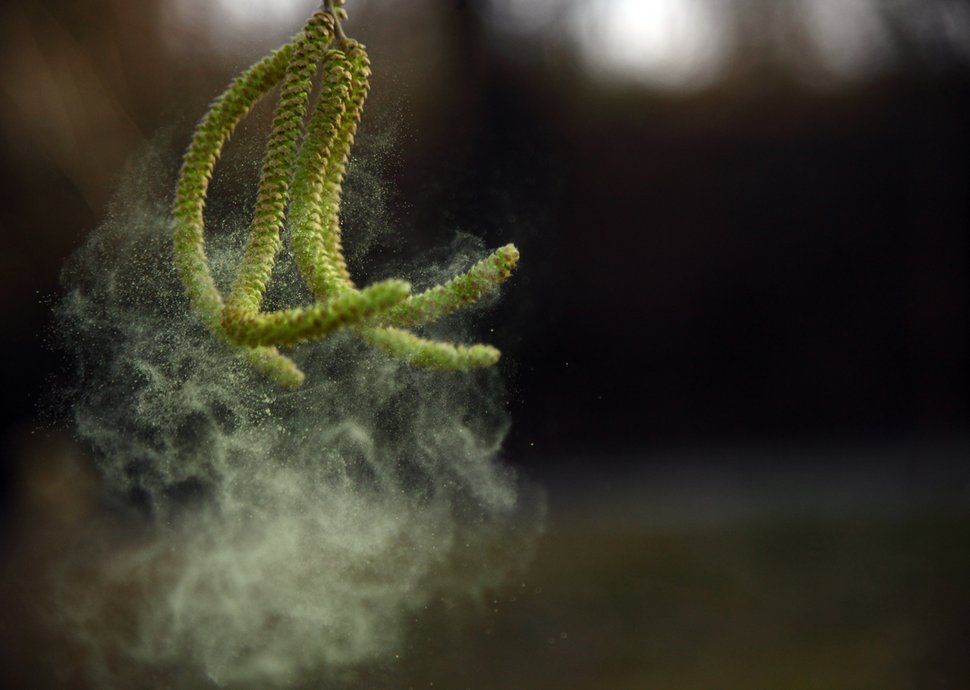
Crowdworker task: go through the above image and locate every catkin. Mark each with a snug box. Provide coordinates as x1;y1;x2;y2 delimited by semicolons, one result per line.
290;48;355;298
226;12;335;316
172;8;519;387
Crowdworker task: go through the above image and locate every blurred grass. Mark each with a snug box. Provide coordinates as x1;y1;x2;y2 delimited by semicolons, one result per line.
336;507;970;690
3;439;969;689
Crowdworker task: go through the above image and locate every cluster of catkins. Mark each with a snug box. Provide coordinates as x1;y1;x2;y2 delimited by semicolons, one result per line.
172;6;519;387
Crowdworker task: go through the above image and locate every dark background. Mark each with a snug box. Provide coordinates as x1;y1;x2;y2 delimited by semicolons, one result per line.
1;0;968;459
1;1;969;688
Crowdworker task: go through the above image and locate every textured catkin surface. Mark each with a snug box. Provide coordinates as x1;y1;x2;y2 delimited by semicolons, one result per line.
173;10;518;386
170;28;306;385
290;47;354;296
226;11;334;317
54;142;542;689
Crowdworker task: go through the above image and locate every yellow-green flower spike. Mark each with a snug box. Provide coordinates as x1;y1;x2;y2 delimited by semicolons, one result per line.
222;279;410;348
172;47;294;330
289;48;355;298
172;5;520;387
319;40;371;288
380;244;520;328
362;328;501;370
172;24;311;386
242;346;306;388
226;11;334;316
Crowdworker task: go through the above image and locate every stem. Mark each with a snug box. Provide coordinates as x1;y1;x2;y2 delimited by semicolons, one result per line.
323;0;347;41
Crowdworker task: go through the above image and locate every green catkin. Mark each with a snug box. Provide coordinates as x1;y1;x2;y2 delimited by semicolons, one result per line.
381;244;520;328
172;44;294;328
225;11;334;316
223;279;410;348
172;6;520;386
243;346;306;388
320;40;371;288
360;244;518;369
224;30;403;356
289;38;513;371
289;48;355;298
172;21;314;387
362;328;501;369
289;41;369;298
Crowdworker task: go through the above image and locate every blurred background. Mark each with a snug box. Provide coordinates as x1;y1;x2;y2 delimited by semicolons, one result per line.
1;0;969;688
